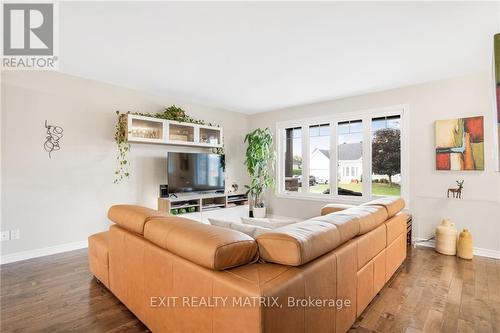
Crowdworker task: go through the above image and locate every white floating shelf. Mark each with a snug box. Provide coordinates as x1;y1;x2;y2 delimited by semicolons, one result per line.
126;114;223;148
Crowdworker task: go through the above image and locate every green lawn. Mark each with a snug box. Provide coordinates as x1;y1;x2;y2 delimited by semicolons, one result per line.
339;182;401;196
309;182;401;196
310;184;329;193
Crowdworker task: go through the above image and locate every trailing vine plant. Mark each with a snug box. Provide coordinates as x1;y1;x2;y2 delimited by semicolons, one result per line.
114;112;130;184
114;105;224;183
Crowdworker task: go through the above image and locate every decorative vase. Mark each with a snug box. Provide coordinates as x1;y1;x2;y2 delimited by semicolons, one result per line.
457;229;473;260
253;206;266;218
435;219;458;256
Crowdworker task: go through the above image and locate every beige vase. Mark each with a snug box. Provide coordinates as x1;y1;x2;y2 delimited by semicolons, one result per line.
457;229;473;260
435;219;458;256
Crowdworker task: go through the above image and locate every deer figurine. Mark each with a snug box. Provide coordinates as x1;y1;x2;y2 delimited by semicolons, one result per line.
447;180;464;198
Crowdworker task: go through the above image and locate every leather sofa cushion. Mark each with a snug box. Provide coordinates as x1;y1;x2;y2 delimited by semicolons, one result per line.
320;203;355;216
319;204;387;236
356;224;386;269
256;220;341;266
208;218;271;238
312;213;360;242
88;231;109;265
385;212;408;244
240;217;298;229
342;205;388;235
144;217;258;270
88;231;110;287
386;233;407;281
357;260;374;316
362;197;405;218
108;205;169;235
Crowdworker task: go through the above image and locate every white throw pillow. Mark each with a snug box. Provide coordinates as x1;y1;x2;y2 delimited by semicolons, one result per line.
208;218;232;228
240;217;298;229
208;218;271;239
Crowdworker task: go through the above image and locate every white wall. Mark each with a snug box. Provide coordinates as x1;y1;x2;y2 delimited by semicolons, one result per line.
2;70;499;259
1;71;249;256
249;72;500;254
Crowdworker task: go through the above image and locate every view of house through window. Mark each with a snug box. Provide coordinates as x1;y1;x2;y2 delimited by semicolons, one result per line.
371;115;401;196
284;127;302;192
279;109;404;199
309;124;330;193
337;120;363;196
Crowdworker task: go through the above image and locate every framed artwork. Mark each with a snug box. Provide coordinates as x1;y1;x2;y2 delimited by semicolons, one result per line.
494;33;500;171
435;116;484;171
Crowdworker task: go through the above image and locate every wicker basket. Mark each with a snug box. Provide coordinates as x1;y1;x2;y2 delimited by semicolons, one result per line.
435;219;458;256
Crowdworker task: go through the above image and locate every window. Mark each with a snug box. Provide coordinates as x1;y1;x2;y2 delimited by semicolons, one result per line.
371;115;401;197
309;124;330;193
277;106;407;203
284;127;302;192
337;120;363;197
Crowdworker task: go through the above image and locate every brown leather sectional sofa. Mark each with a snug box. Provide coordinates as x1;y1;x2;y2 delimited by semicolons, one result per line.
88;197;407;333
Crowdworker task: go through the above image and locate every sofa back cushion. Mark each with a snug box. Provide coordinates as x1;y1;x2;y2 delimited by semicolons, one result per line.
320;203;355;216
256;220;342;266
311;213;360;242
240;217;299;229
208;218;271;238
362;197;405;218
144;217;258;270
329;205;388;235
108;205;169;235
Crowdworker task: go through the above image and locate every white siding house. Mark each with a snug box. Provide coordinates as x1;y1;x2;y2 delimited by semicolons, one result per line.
310;149;330;183
310;143;363;184
310;143;401;185
336;143;362;183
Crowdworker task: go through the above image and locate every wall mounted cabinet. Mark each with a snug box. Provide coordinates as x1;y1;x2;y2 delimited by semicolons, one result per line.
126;114;223;148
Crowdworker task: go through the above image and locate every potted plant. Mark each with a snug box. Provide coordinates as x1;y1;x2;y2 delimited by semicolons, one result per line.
244;128;275;218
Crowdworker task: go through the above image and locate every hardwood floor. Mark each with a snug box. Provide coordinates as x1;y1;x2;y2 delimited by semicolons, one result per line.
352;247;500;333
1;247;499;332
0;249;147;333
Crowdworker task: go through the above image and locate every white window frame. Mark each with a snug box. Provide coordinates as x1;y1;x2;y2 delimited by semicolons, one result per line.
276;105;410;206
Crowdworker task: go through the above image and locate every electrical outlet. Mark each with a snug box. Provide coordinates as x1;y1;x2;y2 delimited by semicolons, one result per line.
10;229;20;240
1;231;10;241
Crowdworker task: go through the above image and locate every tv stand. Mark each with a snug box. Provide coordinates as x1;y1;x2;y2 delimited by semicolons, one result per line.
157;192;249;217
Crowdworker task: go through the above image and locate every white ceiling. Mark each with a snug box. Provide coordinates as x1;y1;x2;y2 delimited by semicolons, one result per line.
59;2;500;114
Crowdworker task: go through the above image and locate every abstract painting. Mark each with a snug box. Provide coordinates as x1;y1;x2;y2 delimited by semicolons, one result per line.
435;116;484;171
494;33;500;170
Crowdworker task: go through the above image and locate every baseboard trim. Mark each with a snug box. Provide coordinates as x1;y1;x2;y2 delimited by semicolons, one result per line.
412;238;500;259
1;240;88;265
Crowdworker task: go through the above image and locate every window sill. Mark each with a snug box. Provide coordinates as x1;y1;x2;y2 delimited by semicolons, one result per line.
275;192;409;209
275;192;368;205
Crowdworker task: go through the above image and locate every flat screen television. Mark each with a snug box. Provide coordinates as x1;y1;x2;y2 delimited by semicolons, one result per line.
167;152;225;193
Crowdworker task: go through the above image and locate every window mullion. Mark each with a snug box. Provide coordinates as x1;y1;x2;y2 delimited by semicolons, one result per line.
302;125;310;193
362;116;372;198
330;121;337;198
400;110;409;204
277;127;284;194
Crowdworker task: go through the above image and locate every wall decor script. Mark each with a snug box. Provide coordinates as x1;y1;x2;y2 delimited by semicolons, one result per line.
44;120;63;158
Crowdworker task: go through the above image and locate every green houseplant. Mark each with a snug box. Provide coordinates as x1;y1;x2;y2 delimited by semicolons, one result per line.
244;128;275;218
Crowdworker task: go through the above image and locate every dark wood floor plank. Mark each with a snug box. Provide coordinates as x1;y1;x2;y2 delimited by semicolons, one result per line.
1;247;499;332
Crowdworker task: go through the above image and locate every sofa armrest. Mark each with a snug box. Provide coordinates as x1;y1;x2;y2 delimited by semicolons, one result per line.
321;203;355;216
